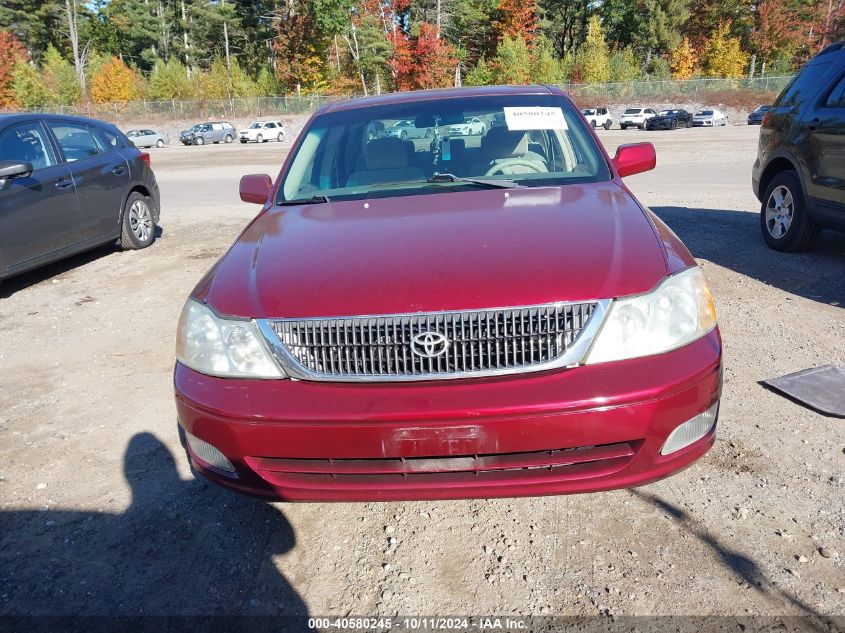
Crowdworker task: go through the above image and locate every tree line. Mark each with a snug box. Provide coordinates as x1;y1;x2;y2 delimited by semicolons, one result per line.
0;0;842;107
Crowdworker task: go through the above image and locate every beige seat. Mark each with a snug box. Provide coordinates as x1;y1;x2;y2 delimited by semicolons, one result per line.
470;127;547;176
347;138;426;187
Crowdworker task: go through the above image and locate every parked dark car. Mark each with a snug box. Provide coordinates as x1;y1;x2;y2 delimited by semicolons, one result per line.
174;86;721;502
179;121;235;145
646;109;692;130
747;105;771;125
752;41;845;251
0;114;160;281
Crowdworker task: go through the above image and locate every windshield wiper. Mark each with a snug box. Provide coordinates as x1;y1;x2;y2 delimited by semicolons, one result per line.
278;194;330;206
428;173;523;189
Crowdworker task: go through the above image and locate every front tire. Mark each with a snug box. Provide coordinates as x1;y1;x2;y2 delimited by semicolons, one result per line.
195;136;204;145
277;132;284;142
760;171;819;252
156;139;165;148
591;120;597;128
603;120;612;130
225;134;233;143
120;192;156;250
257;133;263;143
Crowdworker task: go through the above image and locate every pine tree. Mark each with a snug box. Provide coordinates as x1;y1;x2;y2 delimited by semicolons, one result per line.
670;35;697;78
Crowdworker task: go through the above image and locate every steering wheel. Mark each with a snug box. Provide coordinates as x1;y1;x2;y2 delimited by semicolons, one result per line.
484;159;545;177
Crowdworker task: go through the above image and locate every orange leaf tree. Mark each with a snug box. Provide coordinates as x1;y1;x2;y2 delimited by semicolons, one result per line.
390;22;458;90
90;56;141;103
0;31;28;108
493;0;539;45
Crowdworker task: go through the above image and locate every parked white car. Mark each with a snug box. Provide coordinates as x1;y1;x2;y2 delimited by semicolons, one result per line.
449;117;486;136
620;107;657;130
239;120;286;143
692;109;728;127
581;107;613;130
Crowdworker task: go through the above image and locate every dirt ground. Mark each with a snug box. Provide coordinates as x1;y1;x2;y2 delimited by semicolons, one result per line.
0;124;843;624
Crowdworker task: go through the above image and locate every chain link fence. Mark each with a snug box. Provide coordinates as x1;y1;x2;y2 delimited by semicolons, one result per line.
13;76;793;122
563;75;792;99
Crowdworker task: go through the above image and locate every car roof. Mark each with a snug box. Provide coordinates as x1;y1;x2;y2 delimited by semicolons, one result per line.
319;85;560;114
0;112;121;131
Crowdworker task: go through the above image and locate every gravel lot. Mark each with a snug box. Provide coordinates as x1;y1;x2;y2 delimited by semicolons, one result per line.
0;125;843;623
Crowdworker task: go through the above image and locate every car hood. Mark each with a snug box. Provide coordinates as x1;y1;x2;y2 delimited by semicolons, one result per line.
197;182;674;318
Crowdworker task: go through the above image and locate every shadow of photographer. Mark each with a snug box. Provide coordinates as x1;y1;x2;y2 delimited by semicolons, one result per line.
0;432;308;620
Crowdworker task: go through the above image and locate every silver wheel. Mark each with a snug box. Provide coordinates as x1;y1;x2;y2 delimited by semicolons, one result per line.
156;139;164;148
129;199;152;242
277;132;284;142
765;185;794;239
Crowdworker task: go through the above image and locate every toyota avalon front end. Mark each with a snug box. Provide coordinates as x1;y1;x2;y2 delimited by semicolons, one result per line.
174;86;722;501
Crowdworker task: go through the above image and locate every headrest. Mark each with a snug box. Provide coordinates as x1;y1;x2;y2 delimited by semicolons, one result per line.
365;138;409;170
481;127;528;159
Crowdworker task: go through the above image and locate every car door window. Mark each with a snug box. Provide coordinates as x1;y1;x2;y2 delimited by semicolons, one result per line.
91;126;121;151
0;123;56;171
49;123;102;162
823;74;845;108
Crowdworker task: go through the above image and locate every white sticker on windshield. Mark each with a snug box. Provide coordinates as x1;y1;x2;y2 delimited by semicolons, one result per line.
503;106;568;131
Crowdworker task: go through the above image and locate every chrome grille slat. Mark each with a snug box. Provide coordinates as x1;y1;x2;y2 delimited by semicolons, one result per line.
266;301;598;381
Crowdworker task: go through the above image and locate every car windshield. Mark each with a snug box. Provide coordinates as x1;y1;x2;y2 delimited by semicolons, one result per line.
583;109;596;115
624;109;641;114
249;123;263;129
278;94;611;204
756;106;770;111
699;111;713;115
659;110;673;115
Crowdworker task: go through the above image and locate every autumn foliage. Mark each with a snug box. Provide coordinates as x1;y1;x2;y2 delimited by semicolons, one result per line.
493;0;539;45
0;31;28;108
391;23;458;90
90;56;141;103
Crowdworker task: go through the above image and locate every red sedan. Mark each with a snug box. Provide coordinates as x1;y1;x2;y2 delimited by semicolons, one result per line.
174;86;721;501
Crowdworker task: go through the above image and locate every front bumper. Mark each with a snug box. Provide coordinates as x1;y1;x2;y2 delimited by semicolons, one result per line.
692;120;712;127
175;330;722;501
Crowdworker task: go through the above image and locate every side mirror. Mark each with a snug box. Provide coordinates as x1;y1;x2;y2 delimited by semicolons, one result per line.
239;174;273;205
612;143;656;178
0;160;33;190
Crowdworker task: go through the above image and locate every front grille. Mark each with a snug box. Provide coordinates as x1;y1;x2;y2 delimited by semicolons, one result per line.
265;302;598;380
249;442;637;489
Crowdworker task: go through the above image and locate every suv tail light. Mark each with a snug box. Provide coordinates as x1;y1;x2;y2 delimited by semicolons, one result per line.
139;152;151;167
761;112;771;126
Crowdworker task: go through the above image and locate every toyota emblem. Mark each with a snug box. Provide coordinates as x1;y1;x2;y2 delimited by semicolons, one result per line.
411;331;449;358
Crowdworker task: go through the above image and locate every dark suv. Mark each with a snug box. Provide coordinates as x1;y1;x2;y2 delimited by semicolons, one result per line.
752;42;845;251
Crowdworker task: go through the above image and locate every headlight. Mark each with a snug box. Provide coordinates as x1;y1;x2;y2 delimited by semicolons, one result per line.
175;300;284;378
585;267;716;364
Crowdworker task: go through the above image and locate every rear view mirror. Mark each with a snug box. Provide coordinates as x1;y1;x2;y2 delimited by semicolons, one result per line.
239;174;273;205
612;143;656;178
0;160;33;190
